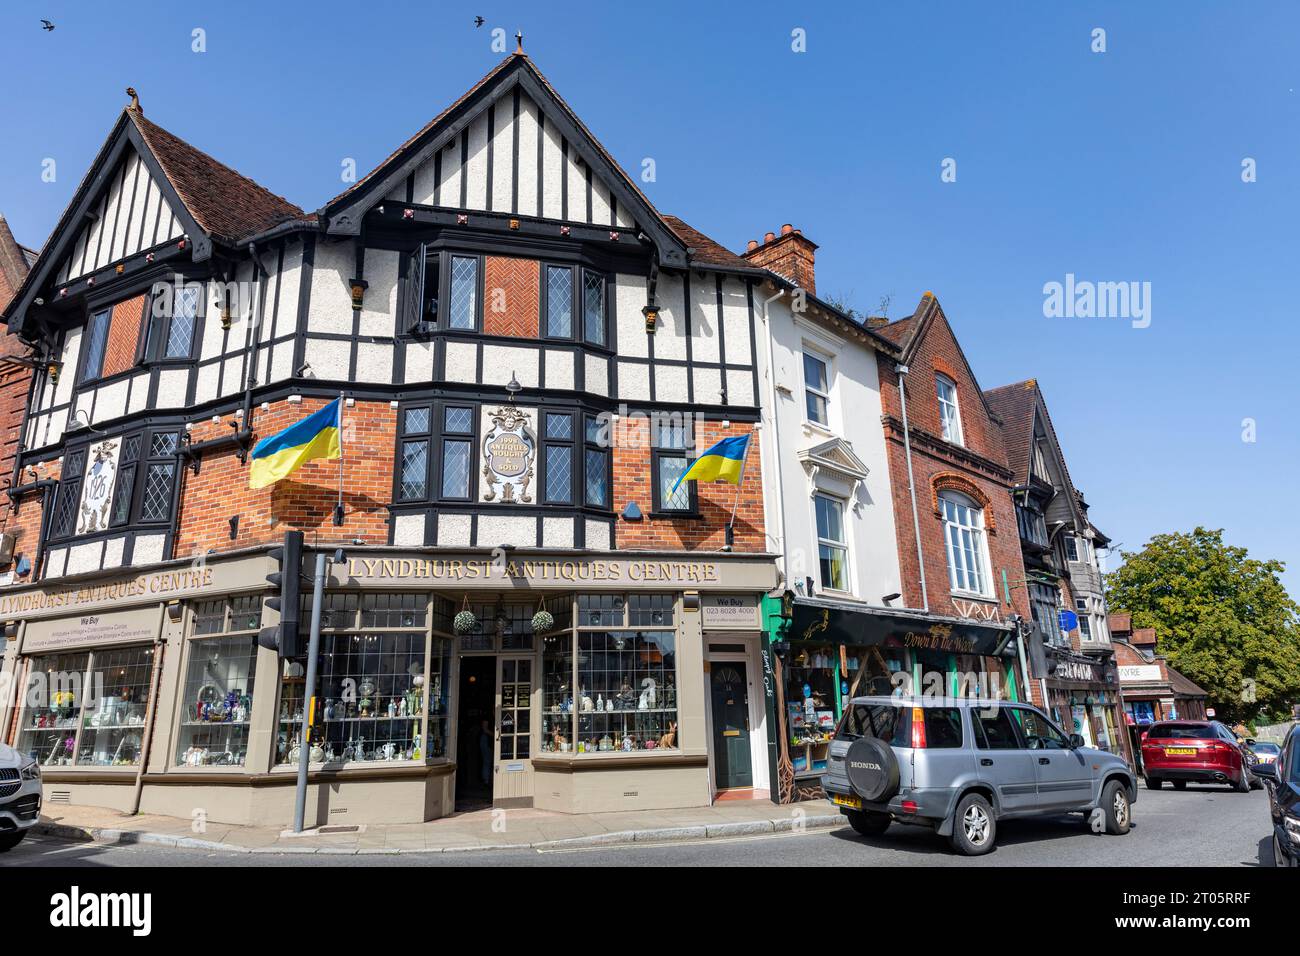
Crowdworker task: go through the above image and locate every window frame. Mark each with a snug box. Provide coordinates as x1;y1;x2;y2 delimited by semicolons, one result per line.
1075;598;1093;640
581;268;608;347
436;404;476;502
802;350;831;427
936;374;964;446
541;411;576;505
814;492;850;593
397;405;434;502
77;306;113;384
541;263;576;340
939;490;992;598
140;282;201;364
583;414;610;509
445;253;483;332
137;430;180;525
649;420;697;516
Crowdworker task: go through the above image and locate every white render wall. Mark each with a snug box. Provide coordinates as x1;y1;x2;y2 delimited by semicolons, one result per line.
754;295;903;605
385;91;637;229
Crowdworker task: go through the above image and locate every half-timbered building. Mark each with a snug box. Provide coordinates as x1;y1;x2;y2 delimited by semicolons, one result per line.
0;49;781;824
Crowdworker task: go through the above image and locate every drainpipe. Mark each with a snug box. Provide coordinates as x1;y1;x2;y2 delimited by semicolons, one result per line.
894;364;928;612
129;603;169;815
756;287;790;588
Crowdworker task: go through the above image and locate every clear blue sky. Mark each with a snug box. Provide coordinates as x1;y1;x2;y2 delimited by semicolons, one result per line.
3;2;1298;592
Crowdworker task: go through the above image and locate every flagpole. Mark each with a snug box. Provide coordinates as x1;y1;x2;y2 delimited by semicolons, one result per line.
334;392;345;526
725;430;753;552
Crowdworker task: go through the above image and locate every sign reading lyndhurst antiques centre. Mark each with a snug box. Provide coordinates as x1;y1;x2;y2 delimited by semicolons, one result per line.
338;555;777;591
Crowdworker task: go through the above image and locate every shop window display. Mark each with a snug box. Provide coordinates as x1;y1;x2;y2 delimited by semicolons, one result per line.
175;596;263;767
16;649;152;767
784;644;839;777
276;593;451;765
540;595;679;755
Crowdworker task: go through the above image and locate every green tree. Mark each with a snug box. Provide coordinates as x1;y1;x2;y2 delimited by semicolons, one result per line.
1105;527;1300;722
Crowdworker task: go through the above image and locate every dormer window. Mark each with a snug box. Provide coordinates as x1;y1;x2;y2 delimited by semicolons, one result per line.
936;374;964;445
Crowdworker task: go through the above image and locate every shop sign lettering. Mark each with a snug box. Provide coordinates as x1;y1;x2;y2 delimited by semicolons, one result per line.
1055;660;1098;682
345;557;723;586
0;567;215;618
900;623;978;654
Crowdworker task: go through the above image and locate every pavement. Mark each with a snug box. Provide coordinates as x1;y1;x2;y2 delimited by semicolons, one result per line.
5;781;1278;866
24;795;841;855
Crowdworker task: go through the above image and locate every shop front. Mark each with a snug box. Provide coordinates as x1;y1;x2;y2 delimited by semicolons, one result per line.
760;594;1024;804
1041;646;1132;766
0;548;776;826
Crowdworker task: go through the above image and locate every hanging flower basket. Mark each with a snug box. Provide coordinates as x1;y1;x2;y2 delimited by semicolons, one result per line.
453;610;477;635
532;609;555;634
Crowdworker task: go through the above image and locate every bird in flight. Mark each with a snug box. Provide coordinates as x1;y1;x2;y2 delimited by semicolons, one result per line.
474;16;485;27
40;19;55;31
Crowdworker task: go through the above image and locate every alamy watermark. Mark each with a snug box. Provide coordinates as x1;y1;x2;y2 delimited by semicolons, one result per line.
1043;273;1151;329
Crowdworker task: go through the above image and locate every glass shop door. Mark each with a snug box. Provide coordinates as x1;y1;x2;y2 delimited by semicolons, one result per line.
494;656;535;805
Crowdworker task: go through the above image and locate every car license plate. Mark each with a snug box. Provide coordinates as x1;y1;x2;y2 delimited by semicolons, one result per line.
832;793;863;810
1164;747;1196;755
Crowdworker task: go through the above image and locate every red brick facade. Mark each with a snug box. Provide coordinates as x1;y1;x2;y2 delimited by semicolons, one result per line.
877;298;1031;630
613;420;764;552
101;293;145;379
173;397;395;559
483;256;540;339
0;214;34;572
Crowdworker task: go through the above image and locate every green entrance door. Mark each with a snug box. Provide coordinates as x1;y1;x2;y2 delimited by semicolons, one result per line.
711;662;753;789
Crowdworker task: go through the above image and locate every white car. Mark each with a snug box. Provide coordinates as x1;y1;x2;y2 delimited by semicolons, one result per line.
0;741;42;851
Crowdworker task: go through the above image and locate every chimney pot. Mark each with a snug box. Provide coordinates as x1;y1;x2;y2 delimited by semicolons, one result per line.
780;223;794;236
763;231;776;243
866;316;889;329
746;239;758;251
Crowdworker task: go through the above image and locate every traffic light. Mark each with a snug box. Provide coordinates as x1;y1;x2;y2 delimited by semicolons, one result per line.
258;530;305;658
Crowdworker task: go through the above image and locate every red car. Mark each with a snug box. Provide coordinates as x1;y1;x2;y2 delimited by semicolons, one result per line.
1140;721;1261;792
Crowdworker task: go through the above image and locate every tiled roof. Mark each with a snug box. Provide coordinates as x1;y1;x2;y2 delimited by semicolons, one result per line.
660;215;754;270
1109;612;1132;634
983;380;1038;484
876;316;914;346
129;110;304;244
0;214;30;311
1167;664;1209;698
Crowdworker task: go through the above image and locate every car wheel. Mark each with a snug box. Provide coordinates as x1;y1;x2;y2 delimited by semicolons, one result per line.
1101;780;1132;835
1250;772;1264;791
0;831;27;852
845;809;890;838
949;793;996;856
1171;780;1187;791
1275;832;1296;868
1233;765;1251;793
1145;776;1162;790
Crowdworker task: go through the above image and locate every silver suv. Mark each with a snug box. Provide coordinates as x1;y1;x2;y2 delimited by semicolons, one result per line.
823;696;1137;855
0;740;42;852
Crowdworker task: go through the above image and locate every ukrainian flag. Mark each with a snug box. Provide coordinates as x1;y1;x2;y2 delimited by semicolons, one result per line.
671;433;751;494
248;398;342;489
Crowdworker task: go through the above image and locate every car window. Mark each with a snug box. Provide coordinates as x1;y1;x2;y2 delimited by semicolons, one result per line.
839;704;910;747
973;707;1022;750
1146;723;1216;740
1013;708;1069;749
922;707;965;749
1251;743;1280;754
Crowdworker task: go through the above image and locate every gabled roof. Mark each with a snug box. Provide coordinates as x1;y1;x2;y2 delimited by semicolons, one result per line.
5;103;305;335
0;214;30;311
984;378;1086;531
129;110;304;245
886;291;1007;436
661;215;753;270
319;52;686;267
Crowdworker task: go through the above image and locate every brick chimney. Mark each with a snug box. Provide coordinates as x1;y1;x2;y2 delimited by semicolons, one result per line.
865;316;889;329
742;223;818;294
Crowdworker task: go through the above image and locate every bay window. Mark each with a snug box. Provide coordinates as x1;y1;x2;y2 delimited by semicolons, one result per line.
542;412;575;504
584;414;609;507
175;596;262;767
447;254;479;330
541;594;680;755
16;646;154;767
79;307;111;382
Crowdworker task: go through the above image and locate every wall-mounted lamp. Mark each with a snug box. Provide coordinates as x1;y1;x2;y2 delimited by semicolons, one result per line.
46;360;63;384
220;303;233;330
228;514;240;540
348;278;368;309
3;620;18;640
166;602;184;624
642;305;659;334
881;592;901;607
